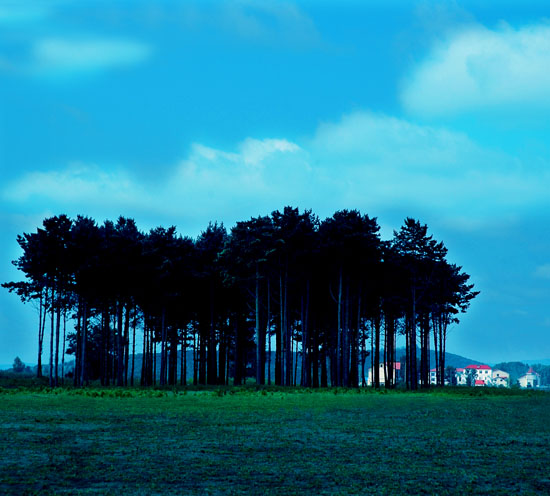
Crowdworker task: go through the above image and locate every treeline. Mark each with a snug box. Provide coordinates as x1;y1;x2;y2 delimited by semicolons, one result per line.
3;207;478;389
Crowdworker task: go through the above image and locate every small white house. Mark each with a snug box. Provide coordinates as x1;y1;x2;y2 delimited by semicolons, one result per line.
366;362;402;386
518;367;540;388
492;369;510;388
455;368;467;385
429;368;449;385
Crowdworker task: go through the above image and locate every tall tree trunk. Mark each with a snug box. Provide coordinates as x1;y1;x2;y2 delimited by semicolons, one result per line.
370;318;374;387
183;328;188;385
37;289;44;378
199;324;207;385
180;332;187;386
217;327;225;385
159;308;166;386
55;293;61;387
266;277;271;385
350;289;360;388
439;314;447;387
193;332;198;386
410;286;418;390
169;326;178;386
294;334;298;386
255;263;262;386
386;315;395;388
320;348;328;387
374;313;380;389
342;280;350;387
207;287;218;386
124;304;130;386
61;307;66;386
131;306;136;387
360;328;366;387
422;314;430;388
276;272;283;386
405;316;410;389
142;321;147;386
234;316;244;386
74;298;81;387
284;266;291;387
116;302;123;386
433;313;439;386
312;325;319;388
154;339;158;386
336;268;343;387
383;314;389;389
49;287;54;387
80;300;88;387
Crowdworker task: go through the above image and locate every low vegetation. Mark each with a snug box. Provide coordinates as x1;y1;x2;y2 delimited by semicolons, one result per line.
1;387;549;495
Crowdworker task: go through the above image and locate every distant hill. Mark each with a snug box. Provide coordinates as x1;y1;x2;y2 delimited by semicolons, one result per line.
393;348;482;369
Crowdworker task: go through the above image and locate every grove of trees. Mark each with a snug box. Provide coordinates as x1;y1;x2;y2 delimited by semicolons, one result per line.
3;207;478;389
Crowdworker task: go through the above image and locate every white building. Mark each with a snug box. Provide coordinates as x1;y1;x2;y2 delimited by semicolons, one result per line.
455;367;466;385
429;368;449;385
366;362;402;386
456;364;492;386
492;369;510;388
518;367;540;388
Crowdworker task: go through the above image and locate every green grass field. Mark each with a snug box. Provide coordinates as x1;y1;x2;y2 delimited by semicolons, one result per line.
1;387;549;495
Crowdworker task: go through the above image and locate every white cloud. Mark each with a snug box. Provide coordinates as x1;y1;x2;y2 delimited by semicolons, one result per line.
239;138;301;166
3;111;550;232
1;138;308;229
309;111;550;217
402;23;550;116
2;163;149;207
534;264;550;280
32;38;152;75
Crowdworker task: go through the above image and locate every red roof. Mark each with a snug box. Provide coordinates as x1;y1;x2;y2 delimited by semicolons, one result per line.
430;368;437;372
456;368;465;372
466;364;491;370
475;380;485;385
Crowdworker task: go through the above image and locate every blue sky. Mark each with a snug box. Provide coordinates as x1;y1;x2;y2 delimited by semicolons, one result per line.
1;0;550;366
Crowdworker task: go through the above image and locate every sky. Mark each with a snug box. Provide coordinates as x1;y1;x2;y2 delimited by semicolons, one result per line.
1;0;550;367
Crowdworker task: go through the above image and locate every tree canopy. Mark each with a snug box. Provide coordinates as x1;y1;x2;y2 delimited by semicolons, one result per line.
3;208;478;388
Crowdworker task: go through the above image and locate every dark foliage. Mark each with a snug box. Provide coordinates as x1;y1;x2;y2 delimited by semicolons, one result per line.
3;208;478;388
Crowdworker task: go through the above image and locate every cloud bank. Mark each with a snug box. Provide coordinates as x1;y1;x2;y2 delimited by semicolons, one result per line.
3;112;549;232
402;23;550;116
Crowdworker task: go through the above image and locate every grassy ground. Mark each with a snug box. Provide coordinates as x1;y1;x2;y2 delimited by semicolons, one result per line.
1;387;549;495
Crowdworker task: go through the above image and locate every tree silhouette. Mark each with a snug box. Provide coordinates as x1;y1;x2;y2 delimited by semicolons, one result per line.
3;208;478;389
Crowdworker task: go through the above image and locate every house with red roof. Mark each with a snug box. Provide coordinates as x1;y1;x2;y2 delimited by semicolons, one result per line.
456;364;493;386
518;367;540;388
